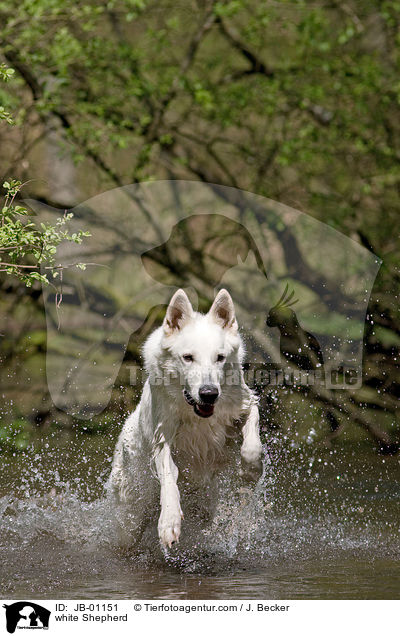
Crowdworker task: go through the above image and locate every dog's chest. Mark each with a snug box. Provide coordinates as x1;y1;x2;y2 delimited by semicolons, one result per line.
172;415;241;471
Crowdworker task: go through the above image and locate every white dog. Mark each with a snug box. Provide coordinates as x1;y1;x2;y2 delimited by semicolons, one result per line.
108;288;263;548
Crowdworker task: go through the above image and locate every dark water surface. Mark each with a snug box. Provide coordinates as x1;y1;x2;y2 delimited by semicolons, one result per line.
1;431;399;599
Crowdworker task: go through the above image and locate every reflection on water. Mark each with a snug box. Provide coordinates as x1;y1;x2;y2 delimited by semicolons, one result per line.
0;430;399;600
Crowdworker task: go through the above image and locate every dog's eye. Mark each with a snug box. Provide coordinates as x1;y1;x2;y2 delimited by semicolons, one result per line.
216;354;226;363
182;354;194;362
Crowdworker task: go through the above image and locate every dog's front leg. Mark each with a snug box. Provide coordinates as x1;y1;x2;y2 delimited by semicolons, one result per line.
154;441;183;548
240;403;263;481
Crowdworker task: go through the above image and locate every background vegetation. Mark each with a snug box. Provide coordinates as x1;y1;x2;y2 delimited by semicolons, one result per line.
0;0;399;452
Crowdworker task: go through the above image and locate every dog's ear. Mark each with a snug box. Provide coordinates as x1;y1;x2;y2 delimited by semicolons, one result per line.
164;289;193;333
208;289;237;330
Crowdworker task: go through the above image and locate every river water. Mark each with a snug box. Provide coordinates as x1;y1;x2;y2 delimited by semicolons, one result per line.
0;430;399;599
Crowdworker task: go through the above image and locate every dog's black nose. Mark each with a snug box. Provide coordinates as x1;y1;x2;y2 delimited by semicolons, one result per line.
199;384;219;404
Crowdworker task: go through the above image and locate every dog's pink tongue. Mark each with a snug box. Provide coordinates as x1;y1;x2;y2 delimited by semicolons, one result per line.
195;403;214;418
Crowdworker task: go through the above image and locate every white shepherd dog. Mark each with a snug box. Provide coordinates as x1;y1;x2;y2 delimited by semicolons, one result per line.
108;289;263;549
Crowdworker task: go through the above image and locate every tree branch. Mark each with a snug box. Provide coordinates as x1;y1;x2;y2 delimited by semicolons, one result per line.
216;17;274;77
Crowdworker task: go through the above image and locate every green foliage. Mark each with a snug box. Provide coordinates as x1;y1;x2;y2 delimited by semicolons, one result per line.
0;180;90;286
0;418;32;452
0;62;90;286
0;106;13;124
0;63;14;82
0;0;397;306
0;64;14;123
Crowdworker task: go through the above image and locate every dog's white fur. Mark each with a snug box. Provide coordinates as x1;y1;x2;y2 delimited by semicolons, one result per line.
108;289;263;548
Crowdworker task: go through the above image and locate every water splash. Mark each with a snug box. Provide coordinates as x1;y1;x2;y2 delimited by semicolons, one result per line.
0;434;399;598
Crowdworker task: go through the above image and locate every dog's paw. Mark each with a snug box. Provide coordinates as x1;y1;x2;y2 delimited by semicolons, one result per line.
240;441;263;481
239;457;263;482
158;510;183;548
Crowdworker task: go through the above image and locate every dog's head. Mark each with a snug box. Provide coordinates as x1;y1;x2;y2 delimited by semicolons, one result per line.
162;289;243;418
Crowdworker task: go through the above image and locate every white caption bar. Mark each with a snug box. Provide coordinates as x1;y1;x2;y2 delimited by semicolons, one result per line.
1;599;398;636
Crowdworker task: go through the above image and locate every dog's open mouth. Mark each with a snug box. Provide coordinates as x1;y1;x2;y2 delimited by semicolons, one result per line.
183;389;215;418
